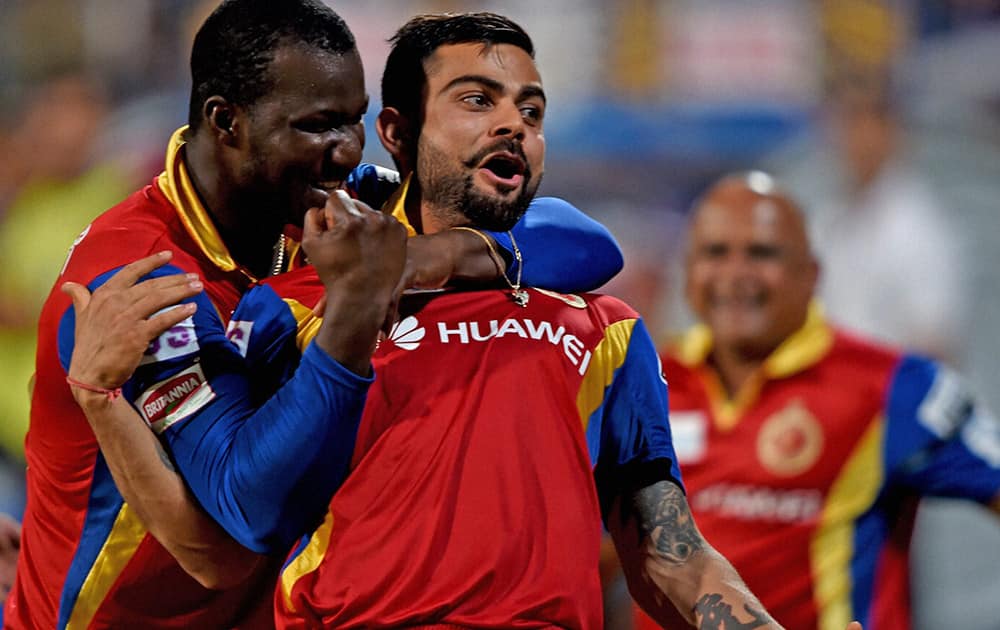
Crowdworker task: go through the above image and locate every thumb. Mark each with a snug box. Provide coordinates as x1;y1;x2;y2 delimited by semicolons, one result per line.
61;282;93;313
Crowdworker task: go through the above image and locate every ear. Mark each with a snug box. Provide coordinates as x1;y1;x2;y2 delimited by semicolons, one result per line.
203;96;240;146
376;107;414;170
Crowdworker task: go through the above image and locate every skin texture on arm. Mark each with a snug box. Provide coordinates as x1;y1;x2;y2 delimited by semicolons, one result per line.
63;251;266;589
0;513;19;604
608;479;779;629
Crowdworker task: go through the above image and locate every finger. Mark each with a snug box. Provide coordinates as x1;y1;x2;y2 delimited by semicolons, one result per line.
320;190;358;229
102;250;174;290
126;274;203;318
311;290;328;318
303;206;325;241
145;302;198;339
61;282;93;314
334;189;364;217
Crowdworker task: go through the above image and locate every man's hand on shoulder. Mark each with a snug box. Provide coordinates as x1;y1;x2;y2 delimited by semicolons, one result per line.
62;251;203;409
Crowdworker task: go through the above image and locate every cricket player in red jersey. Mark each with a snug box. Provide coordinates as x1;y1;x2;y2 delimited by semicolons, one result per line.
631;173;1000;630
6;2;624;628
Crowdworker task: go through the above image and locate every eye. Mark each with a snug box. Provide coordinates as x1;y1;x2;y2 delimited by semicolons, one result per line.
461;93;491;108
294;120;333;134
294;112;365;134
520;104;544;123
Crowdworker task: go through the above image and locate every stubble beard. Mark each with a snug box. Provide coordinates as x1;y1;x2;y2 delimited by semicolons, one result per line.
416;135;540;232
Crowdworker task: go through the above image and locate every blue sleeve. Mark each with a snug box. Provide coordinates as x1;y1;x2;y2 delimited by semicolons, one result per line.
585;318;683;520
59;267;371;553
345;162;401;210
885;355;1000;503
488;197;623;292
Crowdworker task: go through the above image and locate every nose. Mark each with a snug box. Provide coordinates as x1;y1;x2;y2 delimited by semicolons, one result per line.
328;125;365;172
490;99;525;141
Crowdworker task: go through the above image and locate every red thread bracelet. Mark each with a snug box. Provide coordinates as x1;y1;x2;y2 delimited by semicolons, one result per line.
66;376;123;401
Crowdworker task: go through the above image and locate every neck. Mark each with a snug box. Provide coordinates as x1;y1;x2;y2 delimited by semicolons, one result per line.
185;133;281;277
707;343;770;399
401;171;472;235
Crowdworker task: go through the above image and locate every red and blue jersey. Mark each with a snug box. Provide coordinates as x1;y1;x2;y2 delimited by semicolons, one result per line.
7;129;280;629
635;305;1000;630
8;127;625;628
224;259;681;629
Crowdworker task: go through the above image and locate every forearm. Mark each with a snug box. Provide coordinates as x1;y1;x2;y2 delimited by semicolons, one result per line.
636;543;777;629
76;392;263;589
315;285;395;375
610;481;781;629
166;343;370;553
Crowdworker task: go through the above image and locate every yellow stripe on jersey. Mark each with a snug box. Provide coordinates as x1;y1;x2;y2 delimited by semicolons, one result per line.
676;302;834;432
65;505;147;630
284;298;323;353
576;319;636;432
280;510;337;613
810;415;884;630
157;127;253;279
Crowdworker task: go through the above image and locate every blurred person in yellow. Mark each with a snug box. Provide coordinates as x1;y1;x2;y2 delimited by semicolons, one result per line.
628;171;1000;630
0;75;133;469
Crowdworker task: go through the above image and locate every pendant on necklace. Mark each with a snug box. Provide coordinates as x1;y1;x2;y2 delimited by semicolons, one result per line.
511;289;530;307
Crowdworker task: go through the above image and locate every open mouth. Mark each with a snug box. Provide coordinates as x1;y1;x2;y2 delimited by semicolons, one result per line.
478;152;526;188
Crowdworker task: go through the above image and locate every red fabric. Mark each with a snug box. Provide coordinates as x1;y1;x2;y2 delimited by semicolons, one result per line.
275;285;641;629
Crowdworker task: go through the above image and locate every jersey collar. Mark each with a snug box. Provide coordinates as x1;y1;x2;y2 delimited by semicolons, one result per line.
383;173;418;236
674;302;834;429
156;127;251;278
676;301;833;378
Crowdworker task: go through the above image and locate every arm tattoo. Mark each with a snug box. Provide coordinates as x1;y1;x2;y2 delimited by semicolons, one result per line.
633;480;703;564
694;593;768;629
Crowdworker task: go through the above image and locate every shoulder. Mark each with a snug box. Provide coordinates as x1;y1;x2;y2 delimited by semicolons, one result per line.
823;327;903;382
61;184;180;284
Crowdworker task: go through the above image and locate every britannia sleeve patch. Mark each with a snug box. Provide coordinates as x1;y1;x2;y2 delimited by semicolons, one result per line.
136;363;215;434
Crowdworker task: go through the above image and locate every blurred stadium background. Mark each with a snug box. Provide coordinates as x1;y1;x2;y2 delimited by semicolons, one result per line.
2;1;999;628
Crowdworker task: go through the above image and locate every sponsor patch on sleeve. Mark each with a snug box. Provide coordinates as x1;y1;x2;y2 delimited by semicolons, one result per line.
136;363;215;434
226;320;254;357
139;314;200;365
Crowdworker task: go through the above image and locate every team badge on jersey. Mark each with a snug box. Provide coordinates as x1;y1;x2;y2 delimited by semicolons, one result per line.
136;363;215;434
757;399;823;476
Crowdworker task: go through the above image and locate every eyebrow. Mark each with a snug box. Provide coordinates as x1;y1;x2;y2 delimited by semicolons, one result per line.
442;74;547;104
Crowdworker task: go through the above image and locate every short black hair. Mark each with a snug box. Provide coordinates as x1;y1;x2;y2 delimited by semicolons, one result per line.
381;12;534;129
188;0;356;131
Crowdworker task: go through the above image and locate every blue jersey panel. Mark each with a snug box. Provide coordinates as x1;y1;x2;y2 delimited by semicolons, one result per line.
588;318;682;517
886;355;1000;503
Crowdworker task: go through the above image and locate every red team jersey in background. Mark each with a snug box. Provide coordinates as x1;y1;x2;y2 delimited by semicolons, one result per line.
228;265;682;629
635;306;1000;630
